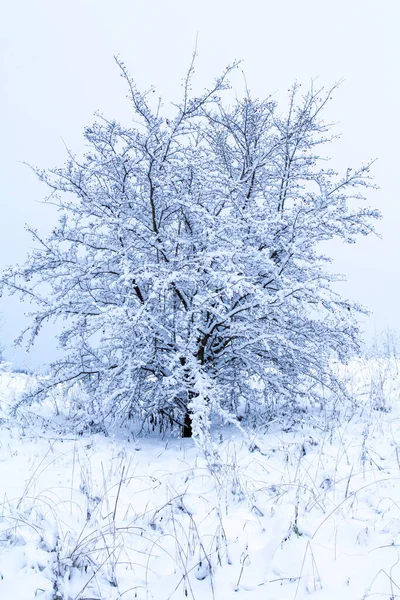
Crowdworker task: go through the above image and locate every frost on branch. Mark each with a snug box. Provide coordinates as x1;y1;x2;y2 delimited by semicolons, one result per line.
0;58;380;440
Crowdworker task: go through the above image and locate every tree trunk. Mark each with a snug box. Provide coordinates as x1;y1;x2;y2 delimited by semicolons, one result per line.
182;409;193;437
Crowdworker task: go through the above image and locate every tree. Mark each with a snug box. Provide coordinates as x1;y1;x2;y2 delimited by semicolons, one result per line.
1;57;379;440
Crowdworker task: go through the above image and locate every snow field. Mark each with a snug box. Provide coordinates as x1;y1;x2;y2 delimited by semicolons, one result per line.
0;359;400;599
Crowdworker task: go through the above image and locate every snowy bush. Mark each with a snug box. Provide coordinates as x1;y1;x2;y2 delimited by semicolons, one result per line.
0;56;379;439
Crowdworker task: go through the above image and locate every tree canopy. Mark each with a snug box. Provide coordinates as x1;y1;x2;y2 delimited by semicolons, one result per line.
1;57;379;440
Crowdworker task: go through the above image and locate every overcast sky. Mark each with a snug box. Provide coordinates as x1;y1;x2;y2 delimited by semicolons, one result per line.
1;0;399;368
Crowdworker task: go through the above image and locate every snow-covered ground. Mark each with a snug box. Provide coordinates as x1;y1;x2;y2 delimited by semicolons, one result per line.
1;359;400;599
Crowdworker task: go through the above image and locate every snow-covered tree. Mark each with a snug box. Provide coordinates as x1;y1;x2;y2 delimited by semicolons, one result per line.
1;57;379;438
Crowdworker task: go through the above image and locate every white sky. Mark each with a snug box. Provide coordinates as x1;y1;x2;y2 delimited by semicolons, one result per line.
1;0;399;368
